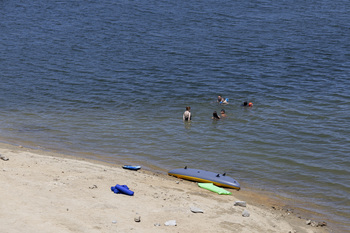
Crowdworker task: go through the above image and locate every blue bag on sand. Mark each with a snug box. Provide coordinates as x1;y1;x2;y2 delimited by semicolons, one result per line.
111;184;134;196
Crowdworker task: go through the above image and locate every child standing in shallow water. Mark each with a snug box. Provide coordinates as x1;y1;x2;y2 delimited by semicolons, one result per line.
183;106;192;121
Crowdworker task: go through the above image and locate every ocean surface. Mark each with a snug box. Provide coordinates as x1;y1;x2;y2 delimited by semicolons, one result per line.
1;0;349;231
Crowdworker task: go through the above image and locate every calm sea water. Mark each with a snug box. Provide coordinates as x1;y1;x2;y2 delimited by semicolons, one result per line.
1;0;349;231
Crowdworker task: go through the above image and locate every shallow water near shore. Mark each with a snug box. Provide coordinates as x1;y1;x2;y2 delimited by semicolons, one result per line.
1;0;349;231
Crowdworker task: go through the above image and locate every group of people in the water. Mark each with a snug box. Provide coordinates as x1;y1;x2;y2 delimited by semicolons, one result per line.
183;96;253;121
212;109;227;119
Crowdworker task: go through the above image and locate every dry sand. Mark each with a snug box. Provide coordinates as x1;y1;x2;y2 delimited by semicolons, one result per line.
0;143;331;233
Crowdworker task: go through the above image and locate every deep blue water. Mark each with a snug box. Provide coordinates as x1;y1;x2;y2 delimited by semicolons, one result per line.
1;0;350;231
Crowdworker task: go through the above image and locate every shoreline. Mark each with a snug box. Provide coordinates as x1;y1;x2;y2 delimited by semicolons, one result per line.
0;143;332;232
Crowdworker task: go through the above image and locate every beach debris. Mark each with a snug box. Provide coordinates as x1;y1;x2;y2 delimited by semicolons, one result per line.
164;220;177;226
154;223;161;227
242;209;250;217
190;206;204;213
112;220;117;224
234;201;247;207
111;184;134;196
0;155;9;161
134;216;141;222
89;184;98;189
306;219;327;227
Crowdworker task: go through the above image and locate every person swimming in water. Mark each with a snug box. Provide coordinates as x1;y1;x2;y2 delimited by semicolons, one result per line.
242;101;253;107
217;96;228;104
212;111;220;119
183;106;192;121
220;109;227;118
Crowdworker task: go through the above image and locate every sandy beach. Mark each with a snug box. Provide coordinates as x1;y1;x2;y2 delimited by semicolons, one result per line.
0;143;331;233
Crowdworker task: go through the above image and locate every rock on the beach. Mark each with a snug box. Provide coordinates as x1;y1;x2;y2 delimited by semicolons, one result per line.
0;155;9;161
318;221;327;227
164;220;177;226
310;221;318;227
134;216;141;222
306;219;327;227
242;209;250;217
190;206;204;213
306;220;317;227
234;201;247;207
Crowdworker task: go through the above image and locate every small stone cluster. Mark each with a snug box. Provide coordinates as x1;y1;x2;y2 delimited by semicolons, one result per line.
306;219;327;227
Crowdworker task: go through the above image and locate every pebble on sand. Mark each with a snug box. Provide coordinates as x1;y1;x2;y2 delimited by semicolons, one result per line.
164;220;177;226
234;201;247;207
190;206;204;213
242;209;250;217
0;155;9;161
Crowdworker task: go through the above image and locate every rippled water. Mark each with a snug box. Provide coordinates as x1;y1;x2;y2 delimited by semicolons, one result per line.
1;0;349;231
